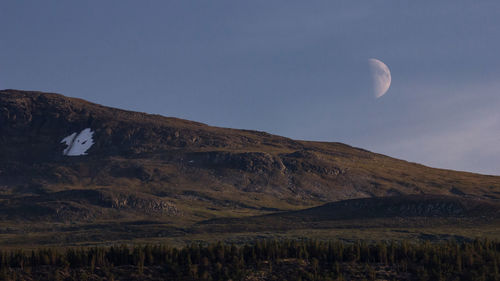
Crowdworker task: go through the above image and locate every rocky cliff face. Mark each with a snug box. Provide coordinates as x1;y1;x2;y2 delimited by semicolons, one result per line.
1;89;500;224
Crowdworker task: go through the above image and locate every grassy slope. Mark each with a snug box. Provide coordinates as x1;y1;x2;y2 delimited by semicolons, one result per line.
1;90;500;247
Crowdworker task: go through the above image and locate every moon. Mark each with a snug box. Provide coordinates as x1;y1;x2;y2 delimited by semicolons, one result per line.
368;58;391;98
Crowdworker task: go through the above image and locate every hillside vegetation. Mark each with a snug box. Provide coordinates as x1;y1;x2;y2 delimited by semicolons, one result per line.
0;89;499;246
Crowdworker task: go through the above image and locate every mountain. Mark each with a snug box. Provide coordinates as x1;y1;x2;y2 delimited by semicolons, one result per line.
1;89;499;246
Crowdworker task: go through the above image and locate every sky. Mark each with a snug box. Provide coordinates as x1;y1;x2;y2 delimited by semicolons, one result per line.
1;1;500;175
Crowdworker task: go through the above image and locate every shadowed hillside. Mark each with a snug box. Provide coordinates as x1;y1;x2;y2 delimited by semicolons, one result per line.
1;89;500;246
194;195;500;233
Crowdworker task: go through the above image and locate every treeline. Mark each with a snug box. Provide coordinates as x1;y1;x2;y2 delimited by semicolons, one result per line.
0;239;499;280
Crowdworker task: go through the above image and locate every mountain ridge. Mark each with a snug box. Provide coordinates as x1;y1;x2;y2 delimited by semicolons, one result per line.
1;89;494;172
2;89;500;200
1;89;500;246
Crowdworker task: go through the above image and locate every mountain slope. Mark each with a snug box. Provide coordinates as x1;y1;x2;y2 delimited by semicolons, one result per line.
1;89;500;245
1;90;499;200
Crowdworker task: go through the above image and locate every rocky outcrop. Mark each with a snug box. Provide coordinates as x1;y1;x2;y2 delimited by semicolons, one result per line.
187;151;285;173
0;189;180;222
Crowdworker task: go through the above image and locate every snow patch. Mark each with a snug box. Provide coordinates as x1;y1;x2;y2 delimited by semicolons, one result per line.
61;128;95;156
61;133;77;155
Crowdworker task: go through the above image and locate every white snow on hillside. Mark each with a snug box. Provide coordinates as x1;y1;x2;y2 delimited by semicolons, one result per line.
61;128;95;156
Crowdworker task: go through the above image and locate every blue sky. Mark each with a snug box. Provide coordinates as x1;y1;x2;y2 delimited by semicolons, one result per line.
1;1;500;175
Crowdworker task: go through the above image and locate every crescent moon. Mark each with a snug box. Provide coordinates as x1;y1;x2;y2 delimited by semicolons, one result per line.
369;58;391;98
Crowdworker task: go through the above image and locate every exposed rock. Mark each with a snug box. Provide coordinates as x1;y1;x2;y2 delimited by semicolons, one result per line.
0;189;180;222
